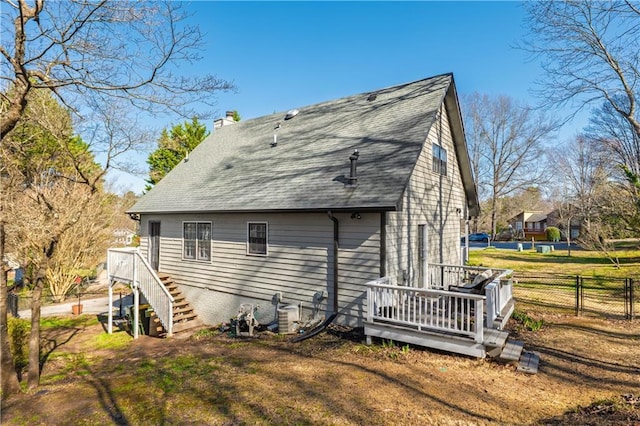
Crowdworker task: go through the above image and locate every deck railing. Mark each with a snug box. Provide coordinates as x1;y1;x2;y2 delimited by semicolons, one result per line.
107;248;174;336
366;278;485;343
428;263;513;321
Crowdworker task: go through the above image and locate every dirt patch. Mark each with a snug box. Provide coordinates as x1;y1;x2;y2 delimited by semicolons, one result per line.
2;314;639;425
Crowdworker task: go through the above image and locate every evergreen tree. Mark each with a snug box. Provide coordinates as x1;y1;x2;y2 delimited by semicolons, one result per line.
145;118;209;191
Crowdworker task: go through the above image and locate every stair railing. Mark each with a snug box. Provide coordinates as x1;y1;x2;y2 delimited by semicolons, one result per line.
134;252;174;336
107;248;174;336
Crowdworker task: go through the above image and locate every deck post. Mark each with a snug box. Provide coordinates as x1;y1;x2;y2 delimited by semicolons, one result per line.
133;254;139;339
133;284;139;339
166;298;173;336
367;287;372;323
108;280;113;335
485;282;496;327
475;301;484;343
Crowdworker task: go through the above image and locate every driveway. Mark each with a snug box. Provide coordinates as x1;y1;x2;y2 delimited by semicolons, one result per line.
17;293;133;319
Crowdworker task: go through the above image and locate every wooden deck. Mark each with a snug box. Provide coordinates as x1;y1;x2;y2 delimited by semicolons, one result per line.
364;265;516;359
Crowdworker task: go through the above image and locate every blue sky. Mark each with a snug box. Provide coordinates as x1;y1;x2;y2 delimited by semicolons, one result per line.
113;1;586;194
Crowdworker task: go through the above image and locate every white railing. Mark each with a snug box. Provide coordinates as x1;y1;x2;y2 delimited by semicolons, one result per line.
429;263;513;319
366;279;485;343
427;263;497;290
107;248;174;336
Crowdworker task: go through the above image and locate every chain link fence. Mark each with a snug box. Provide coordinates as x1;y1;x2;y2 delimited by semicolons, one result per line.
513;272;638;320
6;273;638;320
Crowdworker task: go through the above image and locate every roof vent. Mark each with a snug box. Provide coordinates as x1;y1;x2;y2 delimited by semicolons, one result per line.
367;93;377;102
284;109;299;120
347;150;359;187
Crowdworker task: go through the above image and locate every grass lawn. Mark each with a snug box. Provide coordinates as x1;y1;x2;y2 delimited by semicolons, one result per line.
3;250;639;424
3;316;640;425
468;247;640;277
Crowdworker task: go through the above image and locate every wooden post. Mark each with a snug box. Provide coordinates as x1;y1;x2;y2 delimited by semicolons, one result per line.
133;285;139;339
133;254;139;339
108;281;113;334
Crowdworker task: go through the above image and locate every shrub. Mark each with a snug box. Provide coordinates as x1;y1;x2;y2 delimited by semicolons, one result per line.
8;317;30;372
546;226;561;242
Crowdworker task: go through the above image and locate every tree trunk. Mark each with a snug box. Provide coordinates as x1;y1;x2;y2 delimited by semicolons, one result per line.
0;219;21;399
490;194;499;239
27;273;43;390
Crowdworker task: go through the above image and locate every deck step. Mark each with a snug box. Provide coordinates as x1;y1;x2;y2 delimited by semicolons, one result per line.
517;351;540;374
146;273;202;338
173;312;198;322
173;306;194;315
498;339;524;363
483;328;509;348
172;318;204;334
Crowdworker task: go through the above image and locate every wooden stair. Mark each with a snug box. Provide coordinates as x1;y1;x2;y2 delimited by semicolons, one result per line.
152;273;203;337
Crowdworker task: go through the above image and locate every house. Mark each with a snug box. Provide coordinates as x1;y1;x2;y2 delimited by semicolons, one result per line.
509;211;548;240
107;73;519;359
113;228;136;246
546;209;581;239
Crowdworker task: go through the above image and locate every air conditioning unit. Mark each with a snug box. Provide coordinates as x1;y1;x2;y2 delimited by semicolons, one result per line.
277;304;299;334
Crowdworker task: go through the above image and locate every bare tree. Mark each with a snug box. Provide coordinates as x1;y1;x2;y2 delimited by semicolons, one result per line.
1;1;233;397
554;135;626;265
463;93;558;237
44;192;113;303
2;87;106;389
523;1;640;257
588;99;640;179
0;198;21;397
0;0;234;138
522;1;640;164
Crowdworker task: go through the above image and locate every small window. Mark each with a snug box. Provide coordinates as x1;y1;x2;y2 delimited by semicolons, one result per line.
247;222;268;255
432;143;447;176
183;222;211;261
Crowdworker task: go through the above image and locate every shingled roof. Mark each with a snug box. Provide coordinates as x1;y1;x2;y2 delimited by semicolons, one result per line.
131;73;479;215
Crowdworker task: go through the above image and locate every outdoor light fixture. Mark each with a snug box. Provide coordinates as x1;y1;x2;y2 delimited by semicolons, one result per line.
351;212;362;220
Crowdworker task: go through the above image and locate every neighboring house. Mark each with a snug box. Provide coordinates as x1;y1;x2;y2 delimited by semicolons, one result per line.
509;211;548;240
108;74;519;359
113;228;136;246
3;254;23;286
546;209;581;239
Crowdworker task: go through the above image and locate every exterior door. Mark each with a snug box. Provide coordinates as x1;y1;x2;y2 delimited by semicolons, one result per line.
418;224;428;287
149;221;161;271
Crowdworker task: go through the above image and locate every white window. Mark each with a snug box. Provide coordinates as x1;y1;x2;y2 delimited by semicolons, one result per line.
432;143;447;176
516;221;523;231
183;222;211;261
247;222;268;255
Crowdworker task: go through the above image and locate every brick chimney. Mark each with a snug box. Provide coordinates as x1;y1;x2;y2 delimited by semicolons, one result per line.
214;110;236;130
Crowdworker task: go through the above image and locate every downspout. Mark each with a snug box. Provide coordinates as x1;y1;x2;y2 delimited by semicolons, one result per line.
292;211;339;342
329;211;339;313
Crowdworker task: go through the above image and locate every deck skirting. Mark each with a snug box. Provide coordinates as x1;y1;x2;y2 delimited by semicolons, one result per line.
364;321;487;358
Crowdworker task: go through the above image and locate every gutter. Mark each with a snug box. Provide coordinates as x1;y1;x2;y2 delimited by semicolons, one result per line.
291;210;340;343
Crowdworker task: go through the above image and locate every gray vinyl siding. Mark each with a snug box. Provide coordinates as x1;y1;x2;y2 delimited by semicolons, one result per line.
138;212;380;326
385;103;466;286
